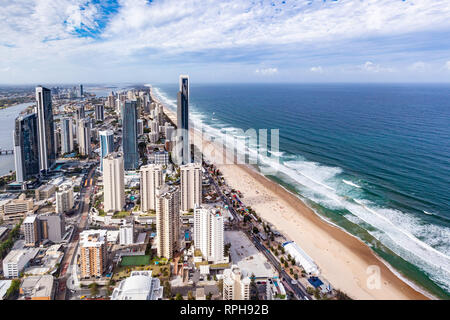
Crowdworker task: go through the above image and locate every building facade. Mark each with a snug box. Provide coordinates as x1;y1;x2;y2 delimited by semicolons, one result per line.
77;118;91;157
60;117;74;154
79;230;107;278
180;163;202;212
55;186;74;214
177;75;190;165
223;265;251;300
14;113;39;183
193;205;225;263
156;185;180;259
140;164;163;213
103;152;125;213
36;86;55;172
99;130;114;171
122;100;138;170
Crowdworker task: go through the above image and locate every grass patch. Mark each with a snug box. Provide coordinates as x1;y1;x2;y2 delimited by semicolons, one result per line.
120;255;150;267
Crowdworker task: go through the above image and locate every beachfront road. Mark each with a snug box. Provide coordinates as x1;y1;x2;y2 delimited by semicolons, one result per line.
206;166;311;300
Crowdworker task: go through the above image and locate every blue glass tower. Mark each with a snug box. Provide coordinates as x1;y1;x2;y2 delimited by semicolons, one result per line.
14;113;39;182
122;100;138;170
99;130;114;171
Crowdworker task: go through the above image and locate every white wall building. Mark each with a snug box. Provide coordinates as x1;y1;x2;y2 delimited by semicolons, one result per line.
223;265;250;300
193;205;225;263
140;164;163;213
55;185;74;214
111;271;163;300
3;248;39;278
180;163;202;212
119;221;134;245
103;152;125;213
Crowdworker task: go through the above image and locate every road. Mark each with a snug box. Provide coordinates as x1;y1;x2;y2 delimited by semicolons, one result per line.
205;164;311;300
56;164;97;300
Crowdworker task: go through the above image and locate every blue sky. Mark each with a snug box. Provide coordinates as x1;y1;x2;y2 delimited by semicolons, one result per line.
1;0;450;84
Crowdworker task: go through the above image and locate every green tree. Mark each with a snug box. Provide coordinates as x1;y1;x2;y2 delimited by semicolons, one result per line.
89;282;99;297
187;291;195;300
175;293;184;300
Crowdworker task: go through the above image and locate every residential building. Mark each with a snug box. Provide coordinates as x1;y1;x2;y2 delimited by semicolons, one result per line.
24;215;40;246
177;75;190;164
95;104;104;121
111;271;162;300
140;164;163;213
99;130;114;171
13;112;39;183
79;230;107;278
55;185;74;214
119;221;134;245
223;265;251;300
122;100;138;170
103;152;125;213
156;185;180;259
36;86;55;172
60;117;74;154
137;119;144;136
77;118;91;157
193;205;225;263
180;163;202;212
150;151;169;166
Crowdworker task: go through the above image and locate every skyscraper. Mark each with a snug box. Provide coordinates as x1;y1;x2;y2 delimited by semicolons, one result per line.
76;105;85;120
103;152;125;213
79;84;83;98
140;164;163;213
14;113;39;183
56;185;74;214
36;86;55;172
61;117;74;154
99;130;114;171
122;100;138;170
177;75;190;164
180;162;202;212
77;118;91;157
193;205;225;263
156;185;180;259
95;104;104;121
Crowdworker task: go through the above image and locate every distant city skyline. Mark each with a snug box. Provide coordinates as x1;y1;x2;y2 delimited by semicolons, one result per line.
1;0;450;84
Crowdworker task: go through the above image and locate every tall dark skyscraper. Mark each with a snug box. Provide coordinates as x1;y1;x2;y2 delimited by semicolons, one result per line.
122;100;138;170
36;86;55;173
177;75;190;164
13;113;40;183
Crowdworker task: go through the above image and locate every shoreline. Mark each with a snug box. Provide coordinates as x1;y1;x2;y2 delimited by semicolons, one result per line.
149;87;430;300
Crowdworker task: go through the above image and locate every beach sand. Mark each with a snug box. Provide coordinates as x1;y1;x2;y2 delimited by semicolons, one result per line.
152;91;429;300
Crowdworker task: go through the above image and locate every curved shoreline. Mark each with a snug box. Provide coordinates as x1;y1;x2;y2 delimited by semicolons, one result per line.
150;87;431;300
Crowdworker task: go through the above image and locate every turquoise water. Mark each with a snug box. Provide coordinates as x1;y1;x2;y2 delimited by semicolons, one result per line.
153;83;450;298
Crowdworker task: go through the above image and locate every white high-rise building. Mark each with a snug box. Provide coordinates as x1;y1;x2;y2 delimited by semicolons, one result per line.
156;185;180;259
55;185;74;214
150;119;159;136
61;117;74;154
103;152;125;213
119;221;134;245
223;265;251;300
77;118;91;156
140;164;163;213
180;163;202;212
193;205;225;263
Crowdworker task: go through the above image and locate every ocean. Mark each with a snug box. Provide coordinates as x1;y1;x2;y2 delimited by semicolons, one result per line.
152;83;450;299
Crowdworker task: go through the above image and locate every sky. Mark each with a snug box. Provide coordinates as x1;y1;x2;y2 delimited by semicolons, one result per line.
1;0;450;84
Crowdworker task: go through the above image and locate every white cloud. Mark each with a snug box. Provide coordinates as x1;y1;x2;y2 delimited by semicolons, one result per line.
445;61;450;71
409;61;427;72
360;61;394;73
310;66;324;73
255;68;278;75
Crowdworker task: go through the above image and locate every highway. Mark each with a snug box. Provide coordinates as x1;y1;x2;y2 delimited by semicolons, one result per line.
205;164;311;300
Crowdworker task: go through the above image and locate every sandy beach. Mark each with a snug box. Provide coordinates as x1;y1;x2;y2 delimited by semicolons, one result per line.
151;90;429;300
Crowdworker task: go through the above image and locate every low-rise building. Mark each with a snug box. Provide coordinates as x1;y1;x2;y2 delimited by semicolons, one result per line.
20;275;54;300
3;247;39;278
0;194;34;221
266;277;287;300
35;184;56;201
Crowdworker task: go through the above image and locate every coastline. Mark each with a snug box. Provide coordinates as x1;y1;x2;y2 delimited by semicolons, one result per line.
150;88;430;300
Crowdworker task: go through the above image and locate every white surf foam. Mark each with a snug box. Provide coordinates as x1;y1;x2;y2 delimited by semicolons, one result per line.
343;179;362;188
